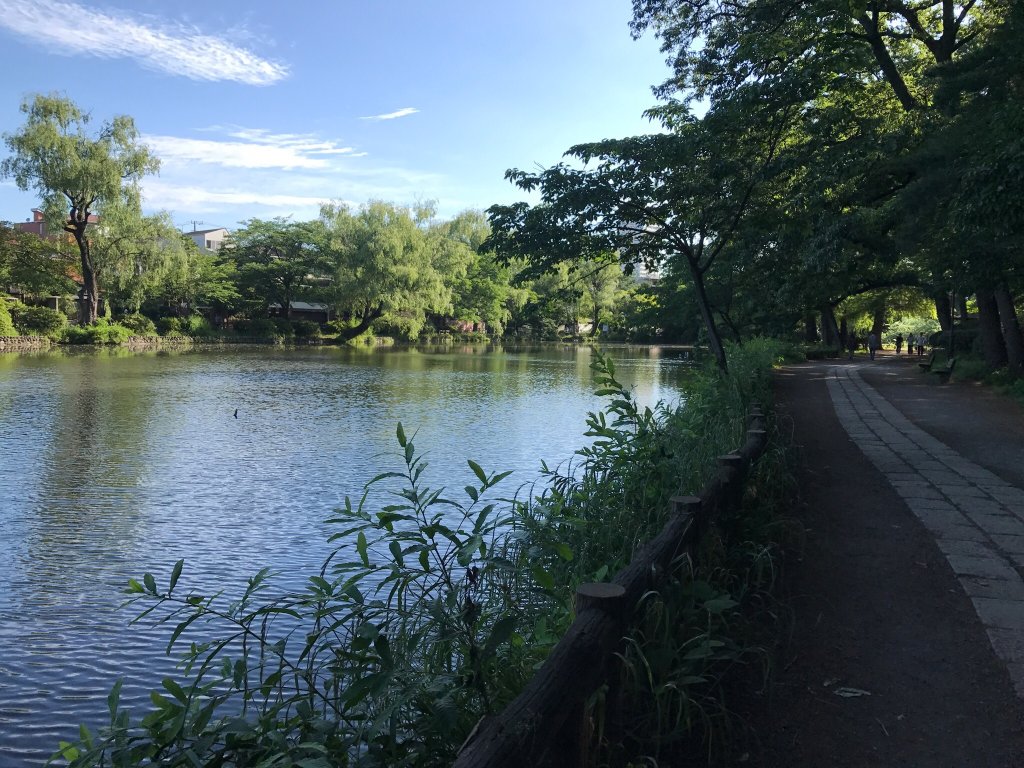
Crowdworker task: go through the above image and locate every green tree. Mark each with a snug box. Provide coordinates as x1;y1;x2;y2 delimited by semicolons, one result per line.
322;201;448;340
91;211;192;315
0;221;76;297
229;218;331;320
1;94;159;323
155;247;241;319
487;101;791;371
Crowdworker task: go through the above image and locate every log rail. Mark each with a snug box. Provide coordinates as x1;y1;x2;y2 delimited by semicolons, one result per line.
453;406;769;768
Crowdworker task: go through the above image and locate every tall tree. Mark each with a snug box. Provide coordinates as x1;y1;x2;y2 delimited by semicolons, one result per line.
322;201;449;340
92;211;191;315
229;218;331;320
1;94;158;323
487;100;790;372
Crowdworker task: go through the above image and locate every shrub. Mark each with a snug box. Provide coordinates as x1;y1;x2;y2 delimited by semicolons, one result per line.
292;320;322;338
62;318;133;344
181;315;216;338
234;318;279;337
118;312;157;336
272;318;295;337
156;317;183;335
0;301;20;336
10;303;66;337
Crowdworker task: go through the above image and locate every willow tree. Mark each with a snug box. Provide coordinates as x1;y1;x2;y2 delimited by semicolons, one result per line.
322;201;449;340
1;94;159;324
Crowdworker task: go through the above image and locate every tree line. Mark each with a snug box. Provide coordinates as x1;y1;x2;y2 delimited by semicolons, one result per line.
1;95;646;341
486;0;1023;372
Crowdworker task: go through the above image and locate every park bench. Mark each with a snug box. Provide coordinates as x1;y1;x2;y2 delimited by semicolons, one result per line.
917;350;937;371
929;357;956;384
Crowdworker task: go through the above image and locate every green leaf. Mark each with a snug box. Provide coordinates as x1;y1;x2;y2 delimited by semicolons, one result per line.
465;485;479;502
482;615;516;659
703;597;738;614
143;572;157;594
169;559;184;594
396;422;407;447
389;540;404;567
163;677;189;704
531;565;555;591
356;531;369;567
468;459;487;485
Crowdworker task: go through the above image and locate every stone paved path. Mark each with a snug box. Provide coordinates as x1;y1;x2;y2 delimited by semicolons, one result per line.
827;363;1024;697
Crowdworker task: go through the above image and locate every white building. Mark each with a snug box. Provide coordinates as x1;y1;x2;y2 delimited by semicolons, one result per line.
186;227;230;252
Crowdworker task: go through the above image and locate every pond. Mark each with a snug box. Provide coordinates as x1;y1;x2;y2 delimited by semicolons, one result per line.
0;343;688;765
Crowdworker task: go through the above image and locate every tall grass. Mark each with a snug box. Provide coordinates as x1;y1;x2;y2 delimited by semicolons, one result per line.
54;339;788;768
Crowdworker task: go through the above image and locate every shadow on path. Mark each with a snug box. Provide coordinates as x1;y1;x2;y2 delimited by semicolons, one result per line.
764;354;1024;767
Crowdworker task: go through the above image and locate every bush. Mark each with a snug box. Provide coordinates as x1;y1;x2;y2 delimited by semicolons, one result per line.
118;312;157;336
10;303;66;337
292;320;322;338
61;318;133;344
181;315;216;338
272;318;295;337
0;301;20;336
233;318;279;338
156;317;183;335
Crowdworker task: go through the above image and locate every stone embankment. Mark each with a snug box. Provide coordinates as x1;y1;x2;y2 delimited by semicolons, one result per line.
0;336;50;351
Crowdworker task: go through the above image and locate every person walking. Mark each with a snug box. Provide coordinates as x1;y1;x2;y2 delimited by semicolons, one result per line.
917;333;927;356
907;334;915;355
868;332;878;360
895;333;904;354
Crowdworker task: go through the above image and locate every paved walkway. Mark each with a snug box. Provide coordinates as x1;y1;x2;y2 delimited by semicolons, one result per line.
766;355;1024;767
828;362;1024;696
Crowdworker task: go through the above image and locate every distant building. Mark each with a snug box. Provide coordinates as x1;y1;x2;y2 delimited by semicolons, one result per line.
186;227;230;252
15;208;98;238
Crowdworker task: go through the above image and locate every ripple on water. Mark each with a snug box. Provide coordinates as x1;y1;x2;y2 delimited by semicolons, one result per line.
0;345;686;765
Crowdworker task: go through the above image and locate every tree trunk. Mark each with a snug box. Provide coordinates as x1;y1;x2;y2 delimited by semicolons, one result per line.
871;305;885;339
687;257;728;372
956;293;969;321
935;293;952;333
821;306;841;348
975;289;1008;368
73;229;99;325
337;306;384;341
804;314;818;343
995;284;1024;372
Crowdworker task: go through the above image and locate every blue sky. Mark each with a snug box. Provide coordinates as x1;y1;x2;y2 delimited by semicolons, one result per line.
0;0;670;232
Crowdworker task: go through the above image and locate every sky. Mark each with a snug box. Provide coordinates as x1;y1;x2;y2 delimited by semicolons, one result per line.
0;0;672;233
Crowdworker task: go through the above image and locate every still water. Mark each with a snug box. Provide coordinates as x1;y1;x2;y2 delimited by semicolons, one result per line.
0;344;686;765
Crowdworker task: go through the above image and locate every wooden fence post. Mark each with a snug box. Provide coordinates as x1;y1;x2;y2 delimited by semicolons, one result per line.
549;582;628;768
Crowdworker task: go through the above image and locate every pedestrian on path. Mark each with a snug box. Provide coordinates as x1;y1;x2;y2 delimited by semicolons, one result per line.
917;333;927;355
868;332;879;360
895;333;904;354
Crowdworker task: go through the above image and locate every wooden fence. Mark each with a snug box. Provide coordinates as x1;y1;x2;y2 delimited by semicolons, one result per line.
453;406;769;768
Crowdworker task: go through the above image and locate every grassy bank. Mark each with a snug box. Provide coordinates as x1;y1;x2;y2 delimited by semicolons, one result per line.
56;340;792;768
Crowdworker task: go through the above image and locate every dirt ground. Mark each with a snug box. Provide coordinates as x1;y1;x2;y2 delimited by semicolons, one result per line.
759;354;1024;767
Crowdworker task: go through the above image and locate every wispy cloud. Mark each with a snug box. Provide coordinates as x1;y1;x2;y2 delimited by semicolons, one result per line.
360;107;420;121
0;0;287;85
144;180;330;213
145;128;361;170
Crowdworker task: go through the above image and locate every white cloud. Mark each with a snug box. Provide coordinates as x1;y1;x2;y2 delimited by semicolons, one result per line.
360;107;420;121
144;179;329;214
145;129;359;170
0;0;287;85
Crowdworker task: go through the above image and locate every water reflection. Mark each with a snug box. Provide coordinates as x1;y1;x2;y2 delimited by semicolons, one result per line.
0;344;687;765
